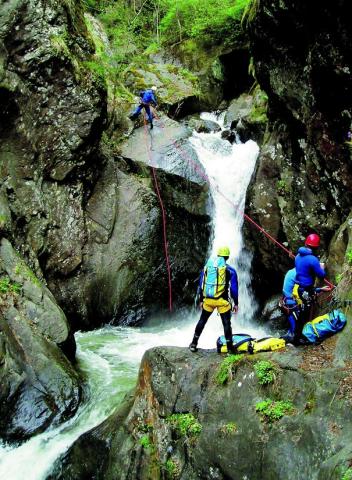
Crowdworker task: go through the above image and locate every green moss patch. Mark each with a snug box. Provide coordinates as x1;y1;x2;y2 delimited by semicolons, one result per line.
168;413;202;438
220;422;237;435
254;360;277;386
0;276;21;295
164;459;180;479
216;354;242;385
255;399;294;423
342;467;352;480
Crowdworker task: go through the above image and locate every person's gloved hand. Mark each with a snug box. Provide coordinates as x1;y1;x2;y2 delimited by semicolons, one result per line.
233;304;238;313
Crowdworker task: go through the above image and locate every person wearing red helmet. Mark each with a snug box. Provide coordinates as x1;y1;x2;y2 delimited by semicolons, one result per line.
295;233;325;289
294;233;326;340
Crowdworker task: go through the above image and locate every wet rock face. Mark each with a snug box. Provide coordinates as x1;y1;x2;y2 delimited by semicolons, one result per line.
245;0;352;295
0;0;105;181
0;2;211;330
0;0;106;269
54;328;352;480
0;239;81;443
50;117;212;329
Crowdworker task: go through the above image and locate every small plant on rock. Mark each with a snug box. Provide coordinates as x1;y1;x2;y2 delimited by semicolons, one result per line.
341;467;352;480
255;399;294;423
216;354;242;385
0;276;21;295
168;413;202;439
276;179;289;195
220;422;237;435
254;360;277;385
164;459;180;479
346;249;352;265
139;434;155;453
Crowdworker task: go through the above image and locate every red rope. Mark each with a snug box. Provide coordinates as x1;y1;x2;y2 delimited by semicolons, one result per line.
152;109;335;290
142;115;173;311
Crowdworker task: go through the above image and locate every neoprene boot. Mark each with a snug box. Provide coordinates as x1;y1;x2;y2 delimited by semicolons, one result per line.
150;122;153;130
226;340;237;354
189;335;199;352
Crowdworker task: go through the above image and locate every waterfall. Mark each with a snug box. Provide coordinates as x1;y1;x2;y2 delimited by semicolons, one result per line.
0;113;266;479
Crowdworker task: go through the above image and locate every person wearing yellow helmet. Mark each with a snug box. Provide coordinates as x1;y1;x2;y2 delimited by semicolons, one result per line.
189;246;239;353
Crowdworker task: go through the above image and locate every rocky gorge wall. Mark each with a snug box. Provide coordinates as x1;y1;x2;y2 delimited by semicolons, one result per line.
244;0;352;298
0;0;213;442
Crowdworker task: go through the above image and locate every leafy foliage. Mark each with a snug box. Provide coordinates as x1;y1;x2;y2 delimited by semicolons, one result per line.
346;249;352;265
255;399;294;423
254;360;277;385
341;467;352;480
216;354;242;385
164;459;180;479
0;276;21;295
220;422;237;435
139;434;155;453
80;0;252;90
160;0;250;46
168;413;202;438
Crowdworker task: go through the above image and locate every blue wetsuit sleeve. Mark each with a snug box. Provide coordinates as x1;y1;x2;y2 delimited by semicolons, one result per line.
311;257;326;279
151;93;157;106
227;266;238;305
198;270;204;301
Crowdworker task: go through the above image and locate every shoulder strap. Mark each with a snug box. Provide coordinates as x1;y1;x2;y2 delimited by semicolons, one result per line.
233;337;255;349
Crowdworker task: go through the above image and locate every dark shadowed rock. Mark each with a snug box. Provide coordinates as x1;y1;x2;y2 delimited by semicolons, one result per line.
245;0;352;298
0;239;81;443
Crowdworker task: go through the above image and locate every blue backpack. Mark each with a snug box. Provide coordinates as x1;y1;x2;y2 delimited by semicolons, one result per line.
141;89;154;104
302;309;347;344
202;257;227;299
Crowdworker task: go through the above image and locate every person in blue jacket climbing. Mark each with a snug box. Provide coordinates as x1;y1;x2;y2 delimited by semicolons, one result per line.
189;246;239;353
294;233;326;328
129;86;158;129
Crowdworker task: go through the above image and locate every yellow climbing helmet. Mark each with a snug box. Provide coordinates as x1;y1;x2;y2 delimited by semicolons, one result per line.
217;246;230;257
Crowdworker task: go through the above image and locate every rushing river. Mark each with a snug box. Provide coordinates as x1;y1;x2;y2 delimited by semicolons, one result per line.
0;113;266;479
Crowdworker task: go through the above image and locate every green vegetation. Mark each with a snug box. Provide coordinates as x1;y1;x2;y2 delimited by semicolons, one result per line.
255;399;294;423
346;249;352;265
254;360;277;385
160;0;250;47
341;467;352;480
216;354;242;385
0;276;21;295
277;179;289;195
0;214;8;227
336;273;343;285
78;0;252;104
168;413;202;438
220;422;237;435
139;434;155;452
164;459;180;479
15;263;41;287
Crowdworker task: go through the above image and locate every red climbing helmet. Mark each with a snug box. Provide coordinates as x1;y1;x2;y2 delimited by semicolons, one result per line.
305;233;320;248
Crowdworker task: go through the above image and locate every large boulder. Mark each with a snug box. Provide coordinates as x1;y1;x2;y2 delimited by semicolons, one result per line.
52;316;352;479
224;87;268;144
0;239;81;443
